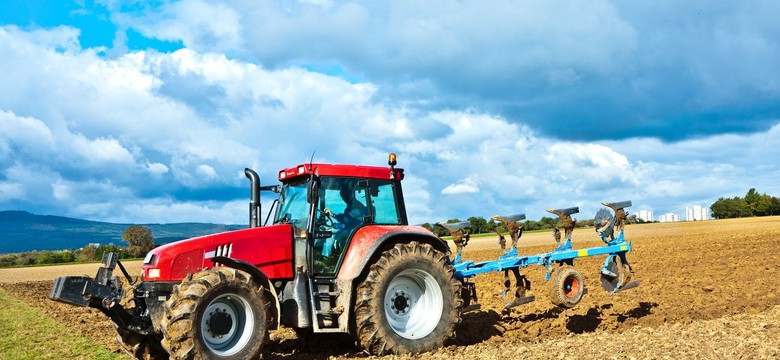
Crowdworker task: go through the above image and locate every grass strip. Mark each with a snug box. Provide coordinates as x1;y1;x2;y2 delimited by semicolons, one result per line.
0;288;124;360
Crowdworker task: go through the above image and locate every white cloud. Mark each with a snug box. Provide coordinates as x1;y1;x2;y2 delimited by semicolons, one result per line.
0;182;24;202
101;0;780;142
442;177;480;195
196;164;218;179
146;162;169;175
0;23;778;226
120;0;243;53
72;136;136;165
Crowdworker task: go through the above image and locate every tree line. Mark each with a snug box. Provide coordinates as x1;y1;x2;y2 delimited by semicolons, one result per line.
710;188;780;219
0;225;156;268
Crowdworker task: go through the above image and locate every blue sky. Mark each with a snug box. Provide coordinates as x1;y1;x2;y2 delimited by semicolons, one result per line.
1;0;779;226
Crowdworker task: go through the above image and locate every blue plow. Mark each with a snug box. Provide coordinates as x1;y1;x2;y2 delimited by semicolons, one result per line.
448;201;640;313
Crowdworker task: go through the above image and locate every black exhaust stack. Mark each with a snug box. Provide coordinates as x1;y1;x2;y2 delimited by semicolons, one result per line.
245;168;261;228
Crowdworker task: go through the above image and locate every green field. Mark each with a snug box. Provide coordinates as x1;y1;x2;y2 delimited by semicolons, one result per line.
0;288;124;360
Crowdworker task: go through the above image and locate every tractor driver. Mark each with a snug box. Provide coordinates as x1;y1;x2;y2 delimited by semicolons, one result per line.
332;185;368;230
322;182;369;256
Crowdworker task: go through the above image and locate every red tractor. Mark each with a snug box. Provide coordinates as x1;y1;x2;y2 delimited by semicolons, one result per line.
50;154;463;359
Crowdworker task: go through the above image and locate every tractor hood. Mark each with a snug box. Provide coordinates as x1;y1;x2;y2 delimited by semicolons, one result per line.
141;224;294;282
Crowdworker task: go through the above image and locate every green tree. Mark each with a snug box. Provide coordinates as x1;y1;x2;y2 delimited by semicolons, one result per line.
539;216;556;228
78;244;98;262
484;219;497;232
756;194;772;216
467;216;488;234
771;196;780;216
522;220;542;231
122;225;155;258
745;188;761;215
710;197;728;219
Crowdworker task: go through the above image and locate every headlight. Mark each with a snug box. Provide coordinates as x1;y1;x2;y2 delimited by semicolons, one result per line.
147;268;160;279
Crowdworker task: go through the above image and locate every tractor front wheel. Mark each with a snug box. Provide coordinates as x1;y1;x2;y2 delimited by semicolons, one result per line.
354;242;462;355
160;267;269;359
115;325;168;360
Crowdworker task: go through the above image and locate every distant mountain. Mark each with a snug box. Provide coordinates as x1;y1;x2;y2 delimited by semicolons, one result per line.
0;211;246;254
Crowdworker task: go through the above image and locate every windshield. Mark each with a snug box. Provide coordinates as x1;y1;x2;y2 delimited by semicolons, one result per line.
274;178;310;231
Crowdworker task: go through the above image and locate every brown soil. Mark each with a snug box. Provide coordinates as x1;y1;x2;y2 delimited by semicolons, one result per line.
2;217;779;359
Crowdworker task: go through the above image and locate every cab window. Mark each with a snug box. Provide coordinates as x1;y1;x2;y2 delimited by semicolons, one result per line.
368;180;401;224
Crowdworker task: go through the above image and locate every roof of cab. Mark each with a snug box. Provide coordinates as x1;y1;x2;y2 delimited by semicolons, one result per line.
278;163;404;182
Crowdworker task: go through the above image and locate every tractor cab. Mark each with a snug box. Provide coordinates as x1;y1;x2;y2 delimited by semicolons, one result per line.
271;156;407;276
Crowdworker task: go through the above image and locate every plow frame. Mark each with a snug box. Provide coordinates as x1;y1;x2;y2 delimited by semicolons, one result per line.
452;239;632;280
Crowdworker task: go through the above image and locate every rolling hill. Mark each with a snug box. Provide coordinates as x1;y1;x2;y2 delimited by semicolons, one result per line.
0;211;246;254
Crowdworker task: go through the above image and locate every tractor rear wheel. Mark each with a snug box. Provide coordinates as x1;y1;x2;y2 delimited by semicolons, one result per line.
160;267;269;360
549;265;584;308
354;242;462;355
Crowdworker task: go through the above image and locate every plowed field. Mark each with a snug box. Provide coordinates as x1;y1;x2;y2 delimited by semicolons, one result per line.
2;217;779;359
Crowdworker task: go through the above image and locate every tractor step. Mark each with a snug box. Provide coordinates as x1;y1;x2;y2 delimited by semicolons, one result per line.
313;291;341;298
315;306;344;316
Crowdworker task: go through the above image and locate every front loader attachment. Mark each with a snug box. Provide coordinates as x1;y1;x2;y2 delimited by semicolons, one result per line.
49;253;152;335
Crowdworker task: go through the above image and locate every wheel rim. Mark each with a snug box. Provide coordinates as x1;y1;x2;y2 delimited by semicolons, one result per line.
200;293;255;356
563;276;580;299
383;268;443;340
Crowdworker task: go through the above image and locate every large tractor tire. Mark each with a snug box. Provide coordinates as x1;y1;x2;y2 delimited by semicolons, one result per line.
116;326;168;360
115;281;169;359
354;242;462;355
549;265;584;308
160;267;269;360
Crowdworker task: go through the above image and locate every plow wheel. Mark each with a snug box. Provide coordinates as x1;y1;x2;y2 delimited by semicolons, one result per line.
160;267;269;360
354;242;462;355
549;265;584;308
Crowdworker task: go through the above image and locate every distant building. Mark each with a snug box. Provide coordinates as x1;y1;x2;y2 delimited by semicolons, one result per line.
658;213;680;223
685;205;709;221
637;209;654;222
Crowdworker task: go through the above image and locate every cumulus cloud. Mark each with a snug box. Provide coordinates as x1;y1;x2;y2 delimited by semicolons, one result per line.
0;23;778;226
442;177;480;195
96;1;780;141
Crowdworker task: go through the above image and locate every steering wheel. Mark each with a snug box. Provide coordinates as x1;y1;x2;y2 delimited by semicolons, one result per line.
318;208;335;229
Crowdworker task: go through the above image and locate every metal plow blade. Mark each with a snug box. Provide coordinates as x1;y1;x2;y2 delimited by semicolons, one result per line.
600;255;639;295
546;206;579;217
491;213;526;223
502;295;536;314
435;221;470;232
594;208;615;238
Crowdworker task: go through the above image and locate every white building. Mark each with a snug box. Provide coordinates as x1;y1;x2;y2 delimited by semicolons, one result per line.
686;205;709;221
658;213;680;223
637;209;654;222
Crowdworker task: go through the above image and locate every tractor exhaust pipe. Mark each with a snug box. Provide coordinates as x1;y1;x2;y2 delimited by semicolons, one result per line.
244;168;261;228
